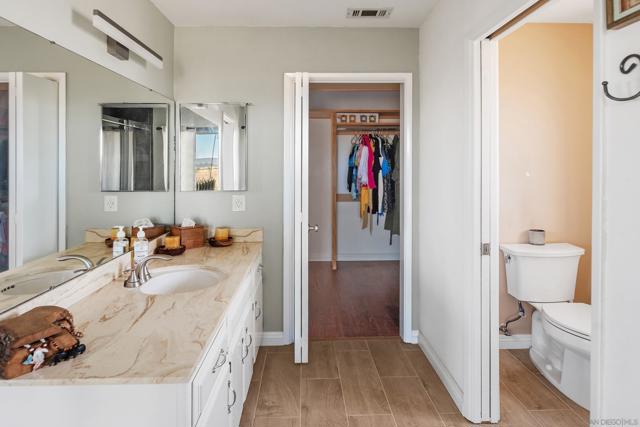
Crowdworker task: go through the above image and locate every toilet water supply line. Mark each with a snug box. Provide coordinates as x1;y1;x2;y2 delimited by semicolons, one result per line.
500;301;526;336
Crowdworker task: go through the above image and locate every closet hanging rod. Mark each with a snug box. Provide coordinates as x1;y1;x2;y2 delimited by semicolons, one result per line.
335;126;400;132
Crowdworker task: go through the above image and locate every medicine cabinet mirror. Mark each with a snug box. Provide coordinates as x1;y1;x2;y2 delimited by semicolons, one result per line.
179;103;248;192
101;103;170;192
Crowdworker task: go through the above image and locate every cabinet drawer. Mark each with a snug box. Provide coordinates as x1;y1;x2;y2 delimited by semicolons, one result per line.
192;325;228;426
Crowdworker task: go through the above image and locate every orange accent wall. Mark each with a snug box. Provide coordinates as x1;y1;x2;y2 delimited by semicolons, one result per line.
499;24;593;335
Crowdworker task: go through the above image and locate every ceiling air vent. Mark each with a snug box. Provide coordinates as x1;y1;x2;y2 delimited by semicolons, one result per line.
346;8;393;18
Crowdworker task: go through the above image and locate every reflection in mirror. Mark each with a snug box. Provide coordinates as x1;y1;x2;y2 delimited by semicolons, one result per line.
179;103;248;192
0;18;175;314
101;104;169;192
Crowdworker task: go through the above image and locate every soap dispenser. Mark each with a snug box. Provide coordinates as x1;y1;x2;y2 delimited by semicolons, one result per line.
133;226;149;265
112;226;129;257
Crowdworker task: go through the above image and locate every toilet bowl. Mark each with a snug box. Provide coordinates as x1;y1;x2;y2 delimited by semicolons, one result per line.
500;243;590;410
529;302;590;409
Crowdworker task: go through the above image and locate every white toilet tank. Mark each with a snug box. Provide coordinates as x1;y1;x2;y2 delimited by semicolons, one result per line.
500;243;585;303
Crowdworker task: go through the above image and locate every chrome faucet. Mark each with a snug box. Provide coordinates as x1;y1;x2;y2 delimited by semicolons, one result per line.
124;255;171;289
57;255;94;272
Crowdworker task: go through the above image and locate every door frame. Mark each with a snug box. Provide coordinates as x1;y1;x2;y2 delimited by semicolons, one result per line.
283;72;414;353
4;72;66;268
474;0;603;422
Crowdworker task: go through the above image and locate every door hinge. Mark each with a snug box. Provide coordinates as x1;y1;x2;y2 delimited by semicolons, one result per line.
482;243;491;256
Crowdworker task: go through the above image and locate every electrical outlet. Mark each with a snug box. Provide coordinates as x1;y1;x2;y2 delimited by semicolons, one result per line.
104;195;118;212
232;195;246;212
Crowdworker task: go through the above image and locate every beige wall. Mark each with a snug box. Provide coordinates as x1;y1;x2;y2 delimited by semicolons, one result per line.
499;23;593;335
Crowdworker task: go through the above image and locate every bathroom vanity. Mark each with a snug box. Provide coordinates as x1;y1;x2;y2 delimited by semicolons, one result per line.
0;241;263;427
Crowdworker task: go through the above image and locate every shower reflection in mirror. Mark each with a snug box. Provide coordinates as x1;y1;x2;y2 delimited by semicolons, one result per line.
179;103;248;192
100;103;170;192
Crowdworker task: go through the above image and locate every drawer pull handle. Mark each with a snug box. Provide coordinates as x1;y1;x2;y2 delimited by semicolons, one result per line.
212;349;227;374
246;334;253;347
241;343;249;362
227;381;237;414
255;306;262;320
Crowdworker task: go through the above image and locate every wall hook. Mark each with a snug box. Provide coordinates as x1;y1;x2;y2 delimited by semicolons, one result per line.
602;53;640;102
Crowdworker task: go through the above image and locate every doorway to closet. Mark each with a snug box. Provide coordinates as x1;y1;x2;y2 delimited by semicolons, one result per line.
308;83;402;339
283;72;413;363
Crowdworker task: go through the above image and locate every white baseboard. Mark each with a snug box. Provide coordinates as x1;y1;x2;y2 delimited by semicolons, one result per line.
260;331;290;346
418;332;464;410
407;329;419;344
499;334;532;349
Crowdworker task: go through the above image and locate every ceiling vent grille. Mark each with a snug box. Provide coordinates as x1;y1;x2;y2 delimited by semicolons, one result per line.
346;8;393;18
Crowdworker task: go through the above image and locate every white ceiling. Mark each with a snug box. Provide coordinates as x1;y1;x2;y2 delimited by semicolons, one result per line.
150;0;438;28
528;0;593;23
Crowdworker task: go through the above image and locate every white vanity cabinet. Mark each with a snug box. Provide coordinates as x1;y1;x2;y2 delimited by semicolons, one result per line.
0;256;264;427
194;261;263;427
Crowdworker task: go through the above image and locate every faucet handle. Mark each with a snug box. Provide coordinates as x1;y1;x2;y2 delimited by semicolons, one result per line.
57;255;94;271
136;255;172;283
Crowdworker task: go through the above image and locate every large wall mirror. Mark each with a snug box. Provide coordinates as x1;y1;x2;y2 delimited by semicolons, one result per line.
179;103;248;192
0;17;175;314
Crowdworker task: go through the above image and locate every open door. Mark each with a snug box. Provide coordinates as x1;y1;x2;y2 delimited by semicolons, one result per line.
480;39;500;422
292;72;309;363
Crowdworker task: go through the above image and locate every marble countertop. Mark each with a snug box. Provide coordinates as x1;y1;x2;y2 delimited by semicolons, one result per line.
0;242;118;314
1;243;262;386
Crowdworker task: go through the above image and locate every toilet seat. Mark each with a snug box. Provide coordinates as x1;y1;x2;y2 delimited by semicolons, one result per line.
542;303;591;341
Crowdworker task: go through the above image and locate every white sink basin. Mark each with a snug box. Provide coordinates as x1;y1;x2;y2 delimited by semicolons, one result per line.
1;270;81;296
139;266;225;295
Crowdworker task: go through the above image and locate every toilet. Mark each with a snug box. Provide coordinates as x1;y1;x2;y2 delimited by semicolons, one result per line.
500;243;590;410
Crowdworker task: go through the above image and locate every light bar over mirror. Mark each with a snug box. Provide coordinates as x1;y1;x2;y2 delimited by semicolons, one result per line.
92;10;164;69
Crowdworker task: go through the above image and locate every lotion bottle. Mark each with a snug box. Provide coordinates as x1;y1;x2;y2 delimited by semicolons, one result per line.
112;226;128;257
133;226;149;265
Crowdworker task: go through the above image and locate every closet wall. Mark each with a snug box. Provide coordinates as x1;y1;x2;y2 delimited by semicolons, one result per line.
309;90;401;262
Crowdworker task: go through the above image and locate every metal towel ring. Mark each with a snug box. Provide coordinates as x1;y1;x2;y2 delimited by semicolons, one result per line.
602;53;640;102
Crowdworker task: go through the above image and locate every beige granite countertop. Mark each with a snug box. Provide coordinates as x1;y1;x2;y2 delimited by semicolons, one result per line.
1;243;262;386
0;242;118;314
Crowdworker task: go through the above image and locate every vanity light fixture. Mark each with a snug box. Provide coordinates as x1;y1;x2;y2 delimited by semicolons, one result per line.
92;10;164;69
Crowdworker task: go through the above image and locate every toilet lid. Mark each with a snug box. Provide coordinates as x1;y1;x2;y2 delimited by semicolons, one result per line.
543;303;591;340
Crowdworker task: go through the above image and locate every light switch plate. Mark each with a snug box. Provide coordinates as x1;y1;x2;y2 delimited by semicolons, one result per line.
232;195;246;212
104;195;118;212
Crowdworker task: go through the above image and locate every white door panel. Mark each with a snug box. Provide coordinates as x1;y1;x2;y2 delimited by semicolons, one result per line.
293;72;309;364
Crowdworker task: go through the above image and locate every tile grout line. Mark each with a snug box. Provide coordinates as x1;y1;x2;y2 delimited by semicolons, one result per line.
332;342;352;427
507;350;588;422
408;351;448;427
499;370;547;427
366;340;400;427
504;349;575;417
250;351;268;427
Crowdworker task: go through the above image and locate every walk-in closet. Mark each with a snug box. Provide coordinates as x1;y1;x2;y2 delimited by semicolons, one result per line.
308;83;402;338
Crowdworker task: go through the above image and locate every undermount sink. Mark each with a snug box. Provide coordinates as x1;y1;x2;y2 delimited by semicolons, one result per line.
139;266;225;295
1;270;81;296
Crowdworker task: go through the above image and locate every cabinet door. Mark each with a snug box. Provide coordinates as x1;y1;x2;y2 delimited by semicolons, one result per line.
192;327;228;425
228;324;244;427
241;304;254;402
254;268;263;356
196;373;231;427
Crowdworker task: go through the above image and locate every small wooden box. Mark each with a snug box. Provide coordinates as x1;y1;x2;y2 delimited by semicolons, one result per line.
170;225;207;249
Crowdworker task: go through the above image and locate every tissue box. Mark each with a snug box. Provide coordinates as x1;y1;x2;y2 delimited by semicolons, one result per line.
170;225;207;249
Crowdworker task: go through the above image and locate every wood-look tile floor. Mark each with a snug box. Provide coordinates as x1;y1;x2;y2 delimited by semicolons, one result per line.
241;341;590;427
309;261;400;338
